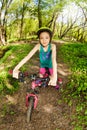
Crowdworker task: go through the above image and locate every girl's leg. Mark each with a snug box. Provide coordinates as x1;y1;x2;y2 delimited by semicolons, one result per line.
39;68;53;77
49;68;53;75
39;68;46;77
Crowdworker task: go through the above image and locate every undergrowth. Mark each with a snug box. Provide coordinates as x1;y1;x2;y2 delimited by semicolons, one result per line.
60;42;87;130
0;43;34;94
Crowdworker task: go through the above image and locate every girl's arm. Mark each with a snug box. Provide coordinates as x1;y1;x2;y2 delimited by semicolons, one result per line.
49;44;57;86
52;44;57;79
13;44;39;78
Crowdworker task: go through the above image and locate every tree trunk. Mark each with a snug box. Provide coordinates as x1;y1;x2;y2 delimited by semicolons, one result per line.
20;3;25;38
38;0;42;28
0;0;13;45
52;13;59;36
0;25;6;45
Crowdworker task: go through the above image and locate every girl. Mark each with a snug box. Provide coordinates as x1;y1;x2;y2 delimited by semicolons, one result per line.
13;27;57;86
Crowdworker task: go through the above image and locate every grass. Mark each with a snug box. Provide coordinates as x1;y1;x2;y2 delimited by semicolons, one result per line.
0;42;34;94
60;42;87;129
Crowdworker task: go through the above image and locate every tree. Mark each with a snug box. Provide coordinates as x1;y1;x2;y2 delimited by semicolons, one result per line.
55;1;87;42
46;0;66;35
0;0;13;45
57;15;78;39
36;0;67;34
38;0;42;28
19;1;28;38
75;2;87;42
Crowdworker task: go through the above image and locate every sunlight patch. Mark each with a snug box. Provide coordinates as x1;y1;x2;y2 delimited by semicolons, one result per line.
6;95;17;104
43;104;54;113
0;64;5;71
58;63;71;76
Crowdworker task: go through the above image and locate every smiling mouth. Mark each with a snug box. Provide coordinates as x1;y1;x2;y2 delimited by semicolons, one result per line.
42;44;48;47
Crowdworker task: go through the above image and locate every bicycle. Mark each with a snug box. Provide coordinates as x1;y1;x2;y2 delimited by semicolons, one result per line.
18;68;50;123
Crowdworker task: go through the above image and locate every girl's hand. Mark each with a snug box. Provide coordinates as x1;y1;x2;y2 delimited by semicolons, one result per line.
48;76;57;86
13;69;19;79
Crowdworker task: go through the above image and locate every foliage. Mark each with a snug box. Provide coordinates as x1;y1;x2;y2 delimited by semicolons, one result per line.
0;43;34;94
60;42;87;129
5;0;68;41
1;0;87;44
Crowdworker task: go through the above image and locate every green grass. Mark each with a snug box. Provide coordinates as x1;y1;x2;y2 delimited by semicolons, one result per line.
60;42;87;129
0;43;34;94
60;42;87;94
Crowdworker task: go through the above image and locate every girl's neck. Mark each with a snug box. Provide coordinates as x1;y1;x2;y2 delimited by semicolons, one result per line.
41;43;49;52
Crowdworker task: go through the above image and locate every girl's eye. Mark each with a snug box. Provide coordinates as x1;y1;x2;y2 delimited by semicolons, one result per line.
40;37;43;40
40;37;49;40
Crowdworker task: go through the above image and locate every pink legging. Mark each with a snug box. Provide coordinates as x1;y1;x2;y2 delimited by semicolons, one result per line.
39;68;53;76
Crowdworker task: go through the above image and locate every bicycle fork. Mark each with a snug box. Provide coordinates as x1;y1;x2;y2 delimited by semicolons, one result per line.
26;93;38;109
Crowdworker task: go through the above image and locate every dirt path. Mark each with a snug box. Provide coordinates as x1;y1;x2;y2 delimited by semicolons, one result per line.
0;42;74;130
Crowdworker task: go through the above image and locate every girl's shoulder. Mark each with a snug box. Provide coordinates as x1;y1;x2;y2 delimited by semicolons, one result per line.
35;43;40;50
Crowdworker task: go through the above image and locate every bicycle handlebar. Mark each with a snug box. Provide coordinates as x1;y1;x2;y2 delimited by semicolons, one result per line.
18;72;50;87
9;70;50;87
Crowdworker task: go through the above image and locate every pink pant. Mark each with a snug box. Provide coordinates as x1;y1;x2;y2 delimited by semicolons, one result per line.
40;68;53;75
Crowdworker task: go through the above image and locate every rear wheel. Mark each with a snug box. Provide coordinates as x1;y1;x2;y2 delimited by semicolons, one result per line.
27;97;34;122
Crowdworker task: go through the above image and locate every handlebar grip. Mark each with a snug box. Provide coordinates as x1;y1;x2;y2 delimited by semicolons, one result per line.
18;72;25;82
19;72;24;77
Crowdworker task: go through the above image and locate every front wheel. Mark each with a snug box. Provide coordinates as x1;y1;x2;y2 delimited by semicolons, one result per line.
27;97;34;122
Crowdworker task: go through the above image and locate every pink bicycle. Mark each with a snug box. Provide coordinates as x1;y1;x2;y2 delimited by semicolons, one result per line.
18;68;50;123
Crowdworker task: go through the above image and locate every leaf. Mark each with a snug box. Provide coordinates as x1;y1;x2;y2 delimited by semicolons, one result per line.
68;100;72;106
76;105;83;112
85;110;87;115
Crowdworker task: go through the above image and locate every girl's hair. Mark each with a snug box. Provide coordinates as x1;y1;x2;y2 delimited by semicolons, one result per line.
37;27;53;40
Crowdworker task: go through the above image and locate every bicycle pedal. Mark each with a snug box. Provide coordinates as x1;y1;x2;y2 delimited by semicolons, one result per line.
55;84;60;90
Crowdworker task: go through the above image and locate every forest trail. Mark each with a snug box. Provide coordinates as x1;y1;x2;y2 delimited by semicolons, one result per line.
0;41;74;130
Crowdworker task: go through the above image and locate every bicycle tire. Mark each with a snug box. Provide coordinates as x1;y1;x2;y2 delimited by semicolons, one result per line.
27;97;34;122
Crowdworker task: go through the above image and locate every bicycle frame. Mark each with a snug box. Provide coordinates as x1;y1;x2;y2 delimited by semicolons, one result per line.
14;70;49;110
25;74;50;109
9;69;50;110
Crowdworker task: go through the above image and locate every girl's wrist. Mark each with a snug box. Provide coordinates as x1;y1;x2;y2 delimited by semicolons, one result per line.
14;67;19;72
53;74;57;79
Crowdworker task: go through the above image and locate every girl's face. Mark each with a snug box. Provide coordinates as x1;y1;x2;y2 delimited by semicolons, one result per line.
39;32;50;47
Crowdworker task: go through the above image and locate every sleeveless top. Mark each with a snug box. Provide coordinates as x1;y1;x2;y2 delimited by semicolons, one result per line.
39;44;53;68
